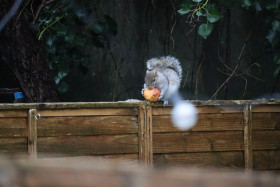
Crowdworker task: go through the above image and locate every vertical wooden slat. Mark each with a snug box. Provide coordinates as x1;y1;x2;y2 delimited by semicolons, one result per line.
146;105;153;166
138;103;153;167
138;104;146;165
28;109;37;160
243;105;253;172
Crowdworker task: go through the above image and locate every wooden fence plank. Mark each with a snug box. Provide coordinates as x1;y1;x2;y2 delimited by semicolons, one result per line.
0;110;27;117
153;151;244;168
243;105;253;172
153;113;244;133
0;118;27;137
152;106;243;115
37;135;139;155
28;109;37;160
36;153;139;162
38;108;137;117
36;154;139;168
138;105;145;164
37;116;138;136
252;130;280;150
153;131;244;153
0;138;27;153
138;104;153;166
146;106;153;166
252;113;280;130
252;105;280;113
153;106;217;115
253;150;280;170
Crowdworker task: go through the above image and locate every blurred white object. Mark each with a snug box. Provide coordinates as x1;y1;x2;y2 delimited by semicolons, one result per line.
171;101;197;130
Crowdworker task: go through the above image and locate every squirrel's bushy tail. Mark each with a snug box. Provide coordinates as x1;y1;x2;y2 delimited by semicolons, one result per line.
146;56;182;81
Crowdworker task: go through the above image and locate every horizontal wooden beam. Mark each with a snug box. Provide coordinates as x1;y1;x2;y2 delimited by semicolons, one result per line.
0;100;279;110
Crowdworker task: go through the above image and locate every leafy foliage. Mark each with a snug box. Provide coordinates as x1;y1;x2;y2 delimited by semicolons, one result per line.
178;0;221;39
37;0;117;93
197;23;213;39
179;0;280;76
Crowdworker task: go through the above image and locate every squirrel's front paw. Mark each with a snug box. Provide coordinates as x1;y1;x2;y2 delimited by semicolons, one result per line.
141;88;145;96
158;92;163;101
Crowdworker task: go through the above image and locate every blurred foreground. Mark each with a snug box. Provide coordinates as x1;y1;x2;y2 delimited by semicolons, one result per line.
0;156;279;187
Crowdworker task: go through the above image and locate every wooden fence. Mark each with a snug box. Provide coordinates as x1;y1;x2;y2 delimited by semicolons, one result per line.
0;100;279;172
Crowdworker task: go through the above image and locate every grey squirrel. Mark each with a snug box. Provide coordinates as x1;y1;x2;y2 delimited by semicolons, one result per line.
142;56;182;106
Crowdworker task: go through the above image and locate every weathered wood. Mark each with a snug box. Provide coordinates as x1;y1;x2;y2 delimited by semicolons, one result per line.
0;101;279;172
0;102;142;110
152;105;244;115
138;105;145;163
153;113;244;133
0;100;279;110
151;99;280;107
152;106;217;115
36;153;139;161
28;109;37;160
253;150;280;170
37;116;138;136
153;131;244;153
0;118;27;137
252;105;280;113
38;108;137;117
37;135;139;155
243;105;253;172
0;110;27;117
146;105;153;166
252;113;280;130
252;130;280;150
138;104;153;166
101;154;139;161
153;151;244;168
0;138;27;153
36;154;139;168
216;106;244;113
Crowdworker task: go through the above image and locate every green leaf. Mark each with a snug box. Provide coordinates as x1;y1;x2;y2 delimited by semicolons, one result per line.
274;66;280;77
58;81;69;93
57;25;68;36
264;0;279;10
64;32;75;43
47;36;55;47
241;0;252;9
207;8;222;23
198;23;213;39
266;20;280;47
253;2;262;12
178;3;192;15
196;9;204;16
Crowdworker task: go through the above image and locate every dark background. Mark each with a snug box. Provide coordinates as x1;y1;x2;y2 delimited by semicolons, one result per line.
0;0;279;103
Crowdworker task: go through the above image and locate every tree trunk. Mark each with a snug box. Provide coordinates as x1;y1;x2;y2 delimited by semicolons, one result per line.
0;1;60;102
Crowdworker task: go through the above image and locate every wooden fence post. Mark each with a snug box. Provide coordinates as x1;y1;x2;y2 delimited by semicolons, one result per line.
243;105;253;172
28;109;38;160
138;103;153;167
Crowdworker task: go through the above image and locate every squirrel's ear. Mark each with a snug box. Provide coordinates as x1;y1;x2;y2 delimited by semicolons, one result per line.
146;70;149;73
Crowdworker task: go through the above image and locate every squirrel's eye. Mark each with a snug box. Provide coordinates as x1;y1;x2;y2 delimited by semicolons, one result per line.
153;78;156;82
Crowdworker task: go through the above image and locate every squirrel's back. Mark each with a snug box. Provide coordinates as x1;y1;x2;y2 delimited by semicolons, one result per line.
146;56;182;82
